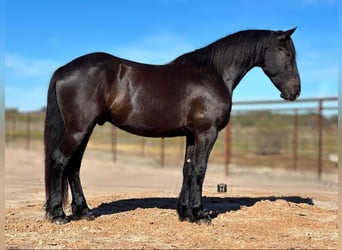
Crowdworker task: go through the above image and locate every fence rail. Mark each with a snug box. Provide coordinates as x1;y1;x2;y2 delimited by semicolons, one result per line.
226;97;338;178
5;97;338;179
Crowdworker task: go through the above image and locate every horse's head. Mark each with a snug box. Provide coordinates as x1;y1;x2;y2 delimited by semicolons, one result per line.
262;28;301;101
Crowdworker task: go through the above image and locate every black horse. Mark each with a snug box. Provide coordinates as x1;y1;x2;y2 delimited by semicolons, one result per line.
44;28;300;224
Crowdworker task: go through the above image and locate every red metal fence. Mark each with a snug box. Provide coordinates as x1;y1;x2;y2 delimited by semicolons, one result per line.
226;97;338;178
5;97;338;178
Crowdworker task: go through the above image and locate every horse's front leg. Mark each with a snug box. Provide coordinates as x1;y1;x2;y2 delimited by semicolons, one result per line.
177;127;218;224
176;135;195;221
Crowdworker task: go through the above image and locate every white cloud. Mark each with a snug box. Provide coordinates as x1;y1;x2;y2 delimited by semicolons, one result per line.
5;54;60;77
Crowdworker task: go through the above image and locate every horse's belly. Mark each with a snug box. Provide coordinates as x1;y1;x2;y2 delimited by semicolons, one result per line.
114;121;188;138
126;112;187;137
108;102;187;137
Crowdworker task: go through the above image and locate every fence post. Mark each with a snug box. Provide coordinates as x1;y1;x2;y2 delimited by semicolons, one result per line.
26;113;31;150
179;137;185;164
5;114;9;145
141;138;145;157
225;123;231;176
317;99;323;179
111;126;117;162
12;114;16;144
293;109;298;170
160;137;165;168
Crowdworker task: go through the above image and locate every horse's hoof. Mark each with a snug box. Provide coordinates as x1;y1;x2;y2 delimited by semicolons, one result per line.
46;212;70;225
72;212;95;221
178;216;191;223
52;217;70;225
83;213;95;221
179;213;211;225
196;216;212;225
195;211;212;225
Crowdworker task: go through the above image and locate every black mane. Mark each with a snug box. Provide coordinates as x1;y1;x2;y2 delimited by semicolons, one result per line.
172;29;296;72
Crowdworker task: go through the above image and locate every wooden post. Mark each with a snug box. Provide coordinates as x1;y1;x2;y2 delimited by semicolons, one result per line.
141;138;145;157
5;114;9;145
160;137;165;168
111;126;117;162
12;114;16;143
317;99;323;180
179;137;185;164
225;123;231;176
293;109;298;170
26;113;31;150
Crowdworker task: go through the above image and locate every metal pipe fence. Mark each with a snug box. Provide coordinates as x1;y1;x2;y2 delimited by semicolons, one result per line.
226;97;337;179
5;97;338;178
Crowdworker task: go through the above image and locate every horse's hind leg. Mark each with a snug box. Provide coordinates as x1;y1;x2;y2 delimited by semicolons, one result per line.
46;127;94;224
45;72;106;224
45;148;71;224
67;131;95;221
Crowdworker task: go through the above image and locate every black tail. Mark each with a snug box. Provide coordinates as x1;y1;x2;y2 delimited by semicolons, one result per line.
44;70;69;208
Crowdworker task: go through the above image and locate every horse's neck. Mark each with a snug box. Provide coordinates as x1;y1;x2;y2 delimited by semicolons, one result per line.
172;39;265;97
213;48;264;97
221;64;258;96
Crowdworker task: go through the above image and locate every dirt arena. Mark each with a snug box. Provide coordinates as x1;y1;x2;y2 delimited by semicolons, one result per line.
5;147;338;249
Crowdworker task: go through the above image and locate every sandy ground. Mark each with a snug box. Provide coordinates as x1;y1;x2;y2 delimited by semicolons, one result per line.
5;147;338;249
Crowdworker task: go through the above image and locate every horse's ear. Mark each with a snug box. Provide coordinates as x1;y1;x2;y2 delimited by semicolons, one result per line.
277;27;297;40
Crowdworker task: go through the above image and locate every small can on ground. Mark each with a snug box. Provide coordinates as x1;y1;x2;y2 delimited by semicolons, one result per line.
217;183;227;193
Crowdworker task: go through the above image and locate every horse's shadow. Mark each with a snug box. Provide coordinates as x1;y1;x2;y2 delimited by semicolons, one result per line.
91;196;313;219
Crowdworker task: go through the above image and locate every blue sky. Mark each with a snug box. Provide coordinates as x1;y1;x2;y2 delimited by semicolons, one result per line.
5;0;338;111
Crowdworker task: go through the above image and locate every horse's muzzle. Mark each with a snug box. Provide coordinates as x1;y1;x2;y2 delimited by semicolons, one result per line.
281;91;300;101
281;79;300;101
